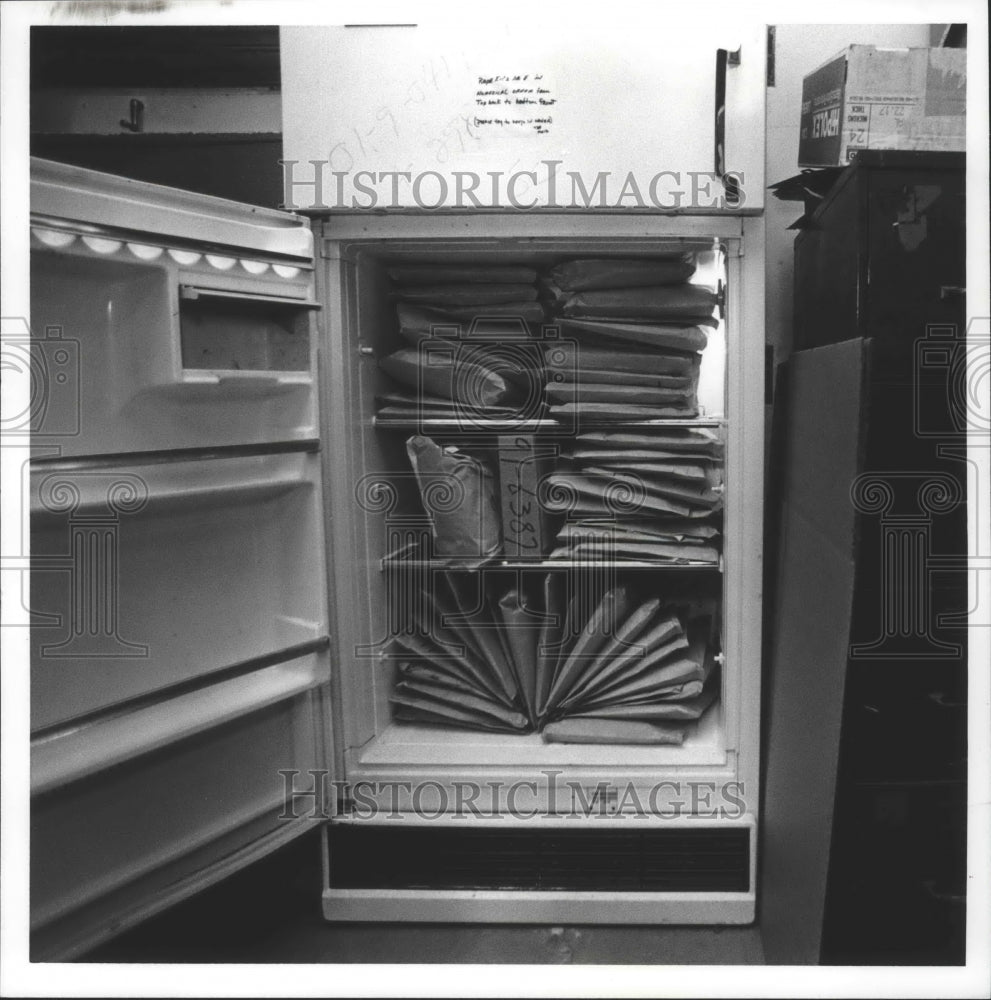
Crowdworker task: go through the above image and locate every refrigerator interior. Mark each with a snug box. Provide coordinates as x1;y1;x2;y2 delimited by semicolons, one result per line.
321;235;743;784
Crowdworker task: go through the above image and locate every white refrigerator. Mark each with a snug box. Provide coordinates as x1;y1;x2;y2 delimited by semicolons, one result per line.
28;21;766;959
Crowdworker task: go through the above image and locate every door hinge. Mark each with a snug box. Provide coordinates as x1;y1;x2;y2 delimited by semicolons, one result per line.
766;26;776;87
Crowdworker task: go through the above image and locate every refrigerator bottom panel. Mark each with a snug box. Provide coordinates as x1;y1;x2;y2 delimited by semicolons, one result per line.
322;889;755;925
322;819;756;924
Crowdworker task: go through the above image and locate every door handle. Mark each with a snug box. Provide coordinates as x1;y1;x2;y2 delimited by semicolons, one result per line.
714;48;742;207
119;97;144;133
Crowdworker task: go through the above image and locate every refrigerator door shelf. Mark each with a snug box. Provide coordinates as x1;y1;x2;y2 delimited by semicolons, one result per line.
29;449;329;733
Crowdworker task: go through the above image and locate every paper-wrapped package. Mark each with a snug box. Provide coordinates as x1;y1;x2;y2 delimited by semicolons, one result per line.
544;257;695;293
405;435;502;560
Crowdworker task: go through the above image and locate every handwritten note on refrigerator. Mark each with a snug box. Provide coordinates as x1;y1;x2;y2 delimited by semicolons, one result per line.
474;73;556;134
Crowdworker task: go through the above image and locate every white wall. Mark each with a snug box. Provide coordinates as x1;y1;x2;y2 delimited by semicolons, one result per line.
765;24;932;361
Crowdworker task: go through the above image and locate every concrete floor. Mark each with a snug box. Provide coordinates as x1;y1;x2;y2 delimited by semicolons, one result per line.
82;830;764;964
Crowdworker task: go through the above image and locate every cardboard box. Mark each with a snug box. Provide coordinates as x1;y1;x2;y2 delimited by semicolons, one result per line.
799;45;966;167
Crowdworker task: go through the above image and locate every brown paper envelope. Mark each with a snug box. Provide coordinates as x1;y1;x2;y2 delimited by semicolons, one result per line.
391;699;527;732
442;573;520;704
572;618;687;701
581;631;709;705
397;660;501;700
540;718;686;745
497;589;542;725
583;468;722;509
554;598;661;708
395;613;513;707
559;317;708;352
544;344;699;377
571;687;718;722
548;402;699;421
546;257;695;292
554;541;720;564
552;368;694;389
535;573;565;720
564;519;720;541
542;473;694;518
545;383;696;405
558;284;718;321
394;679;529;729
576;429;722;453
545;587;633;712
580;460;709;481
390;265;538;285
396;283;539;305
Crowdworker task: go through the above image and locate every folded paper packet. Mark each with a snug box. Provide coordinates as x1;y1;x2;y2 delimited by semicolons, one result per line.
543;486;715;520
544;587;634;713
395;283;539;306
552;368;694;389
392;622;512;706
497;589;544;725
558;285;719;323
569;450;714;464
582;467;722;509
544;257;695;293
391;697;528;732
390;570;723;737
535;573;565;720
561;518;720;540
389;265;538;285
556;523;719;545
544;344;699;377
396;303;543;343
406;435;502;559
419;300;547;323
576;428;723;454
393;679;529;729
571;686;718;722
540;718;686;745
544;382;697;406
575;460;709;481
376;392;520;415
575;632;711;709
398;660;488;697
560;613;688;707
424;579;520;706
439;573;519;704
558;318;708;353
551;541;720;564
549;597;661;708
548;402;700;421
381;347;516;408
542;472;705;518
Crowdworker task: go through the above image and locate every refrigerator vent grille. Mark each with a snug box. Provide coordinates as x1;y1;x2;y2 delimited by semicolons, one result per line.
329;826;750;893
